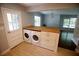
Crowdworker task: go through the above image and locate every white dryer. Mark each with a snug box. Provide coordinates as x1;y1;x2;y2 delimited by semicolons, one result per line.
23;29;32;43
31;30;41;46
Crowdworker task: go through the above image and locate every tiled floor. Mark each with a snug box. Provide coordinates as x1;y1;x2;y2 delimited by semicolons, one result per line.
4;41;79;56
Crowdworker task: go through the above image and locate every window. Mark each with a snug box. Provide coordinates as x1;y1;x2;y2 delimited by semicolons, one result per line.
34;16;41;26
63;18;77;28
7;13;20;31
63;18;70;28
69;18;77;28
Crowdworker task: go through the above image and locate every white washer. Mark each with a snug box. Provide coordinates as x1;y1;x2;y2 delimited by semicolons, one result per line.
23;29;32;43
31;30;41;46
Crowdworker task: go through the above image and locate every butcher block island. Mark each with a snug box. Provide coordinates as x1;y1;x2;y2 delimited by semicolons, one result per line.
23;26;60;52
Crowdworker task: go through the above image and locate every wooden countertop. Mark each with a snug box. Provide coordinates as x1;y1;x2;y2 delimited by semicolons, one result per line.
23;26;60;33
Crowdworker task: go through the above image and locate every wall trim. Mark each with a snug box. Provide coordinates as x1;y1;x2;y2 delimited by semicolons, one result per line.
0;48;11;56
72;37;79;46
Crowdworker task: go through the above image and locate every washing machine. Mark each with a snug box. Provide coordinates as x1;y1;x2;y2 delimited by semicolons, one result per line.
23;29;32;43
31;30;41;46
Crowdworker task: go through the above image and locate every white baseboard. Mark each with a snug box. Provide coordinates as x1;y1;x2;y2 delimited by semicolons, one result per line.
72;39;78;46
0;48;11;56
0;40;24;56
72;37;79;46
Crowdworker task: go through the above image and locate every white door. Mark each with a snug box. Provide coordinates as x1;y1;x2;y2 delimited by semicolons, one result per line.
1;8;23;48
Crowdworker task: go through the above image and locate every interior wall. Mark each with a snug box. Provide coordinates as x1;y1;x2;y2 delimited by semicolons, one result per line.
42;8;79;28
22;12;34;27
44;13;60;27
0;3;26;11
22;12;45;27
23;8;79;28
0;7;4;26
41;14;45;26
0;7;9;54
0;26;9;54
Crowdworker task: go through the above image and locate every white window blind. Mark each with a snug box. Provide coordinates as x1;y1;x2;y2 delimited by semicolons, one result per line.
63;18;77;28
34;16;41;26
7;13;20;31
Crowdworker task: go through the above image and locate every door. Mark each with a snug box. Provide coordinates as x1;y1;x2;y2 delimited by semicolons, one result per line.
1;8;23;48
59;15;77;50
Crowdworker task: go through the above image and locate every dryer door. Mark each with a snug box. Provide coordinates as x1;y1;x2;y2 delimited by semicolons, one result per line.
33;35;39;42
24;33;29;39
23;30;32;43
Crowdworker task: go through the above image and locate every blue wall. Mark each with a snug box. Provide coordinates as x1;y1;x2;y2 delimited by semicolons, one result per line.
41;8;79;28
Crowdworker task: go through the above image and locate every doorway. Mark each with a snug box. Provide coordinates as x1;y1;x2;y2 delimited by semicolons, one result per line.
59;15;77;50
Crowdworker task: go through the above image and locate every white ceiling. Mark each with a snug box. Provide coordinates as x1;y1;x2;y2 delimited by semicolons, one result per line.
19;3;79;15
20;3;44;7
